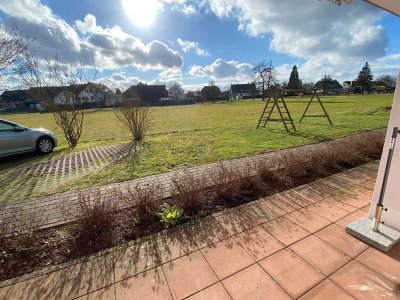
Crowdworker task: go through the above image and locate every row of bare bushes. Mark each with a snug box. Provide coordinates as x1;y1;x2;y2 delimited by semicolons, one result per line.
0;130;384;280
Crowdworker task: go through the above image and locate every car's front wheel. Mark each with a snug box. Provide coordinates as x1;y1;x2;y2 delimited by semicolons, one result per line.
36;137;54;154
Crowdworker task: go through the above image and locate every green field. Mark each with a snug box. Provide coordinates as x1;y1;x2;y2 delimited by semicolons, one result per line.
0;94;393;202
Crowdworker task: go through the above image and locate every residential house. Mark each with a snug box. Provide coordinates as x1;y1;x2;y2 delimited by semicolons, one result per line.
201;85;221;101
0;90;30;110
52;83;117;108
1;89;50;112
230;83;257;100
314;80;342;94
123;82;168;105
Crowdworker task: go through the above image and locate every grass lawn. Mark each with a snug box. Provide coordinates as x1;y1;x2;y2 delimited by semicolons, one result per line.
0;94;393;203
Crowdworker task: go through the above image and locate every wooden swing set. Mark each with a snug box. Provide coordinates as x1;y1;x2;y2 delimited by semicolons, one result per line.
257;89;332;132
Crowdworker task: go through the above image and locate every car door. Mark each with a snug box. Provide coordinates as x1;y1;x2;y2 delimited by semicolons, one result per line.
0;121;34;156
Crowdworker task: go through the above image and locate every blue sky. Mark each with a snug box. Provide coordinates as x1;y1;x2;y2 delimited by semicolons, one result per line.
0;0;399;91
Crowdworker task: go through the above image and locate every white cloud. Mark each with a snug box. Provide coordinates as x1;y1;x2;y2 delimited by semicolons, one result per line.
96;73;140;92
157;68;183;82
188;58;254;82
0;1;183;71
177;38;210;56
202;0;388;60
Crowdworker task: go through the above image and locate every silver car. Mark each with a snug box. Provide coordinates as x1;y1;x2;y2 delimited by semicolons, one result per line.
0;119;57;157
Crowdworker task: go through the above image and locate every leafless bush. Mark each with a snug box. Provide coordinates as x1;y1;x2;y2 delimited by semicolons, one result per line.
115;98;151;142
20;54;102;148
210;164;242;204
125;183;163;224
237;162;266;199
0;25;35;91
171;172;208;215
70;190;118;254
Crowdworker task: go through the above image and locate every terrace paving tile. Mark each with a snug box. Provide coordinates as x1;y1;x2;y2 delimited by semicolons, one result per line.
263;217;310;246
214;209;257;236
281;189;318;207
356;247;400;283
290;235;351;276
325;199;359;213
330;261;399;300
162;251;218;300
185;219;230;249
0;270;66;300
233;224;285;261
200;237;254;280
336;210;368;228
60;253;115;299
361;205;371;212
315;224;369;258
154;228;198;263
115;267;172;300
76;285;116;300
307;201;351;222
0;285;13;300
260;249;325;299
266;195;300;214
222;264;291;300
114;240;161;282
185;283;231;300
285;208;331;233
332;190;372;209
299;279;355;300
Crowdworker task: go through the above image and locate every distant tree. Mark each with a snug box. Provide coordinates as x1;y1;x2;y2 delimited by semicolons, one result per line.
357;62;374;95
251;60;277;101
318;74;333;95
0;25;35;91
249;81;258;100
201;85;221;101
302;82;315;93
208;79;216;86
287;65;302;90
375;75;397;88
168;82;184;100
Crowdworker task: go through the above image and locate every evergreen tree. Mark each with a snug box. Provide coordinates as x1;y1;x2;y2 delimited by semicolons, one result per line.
287;65;301;90
357;62;374;94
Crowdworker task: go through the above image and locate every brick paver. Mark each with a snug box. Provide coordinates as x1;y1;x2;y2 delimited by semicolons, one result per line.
0;129;384;234
3;161;400;300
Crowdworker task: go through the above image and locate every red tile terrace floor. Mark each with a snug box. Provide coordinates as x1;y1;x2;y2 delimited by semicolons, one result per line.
1;162;400;299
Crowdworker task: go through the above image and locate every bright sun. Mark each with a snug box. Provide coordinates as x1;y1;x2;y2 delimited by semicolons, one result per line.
121;0;160;28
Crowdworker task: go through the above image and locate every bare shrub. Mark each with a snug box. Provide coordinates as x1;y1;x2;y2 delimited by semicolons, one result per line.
125;183;163;224
171;172;208;215
115;98;151;142
21;56;96;148
237;161;266;199
256;155;294;190
210;164;242;204
70;190;118;254
0;25;35;91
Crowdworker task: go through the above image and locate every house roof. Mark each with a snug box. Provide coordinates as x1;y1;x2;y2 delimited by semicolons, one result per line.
201;85;221;93
27;86;64;100
123;83;168;101
314;80;342;89
0;90;29;102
